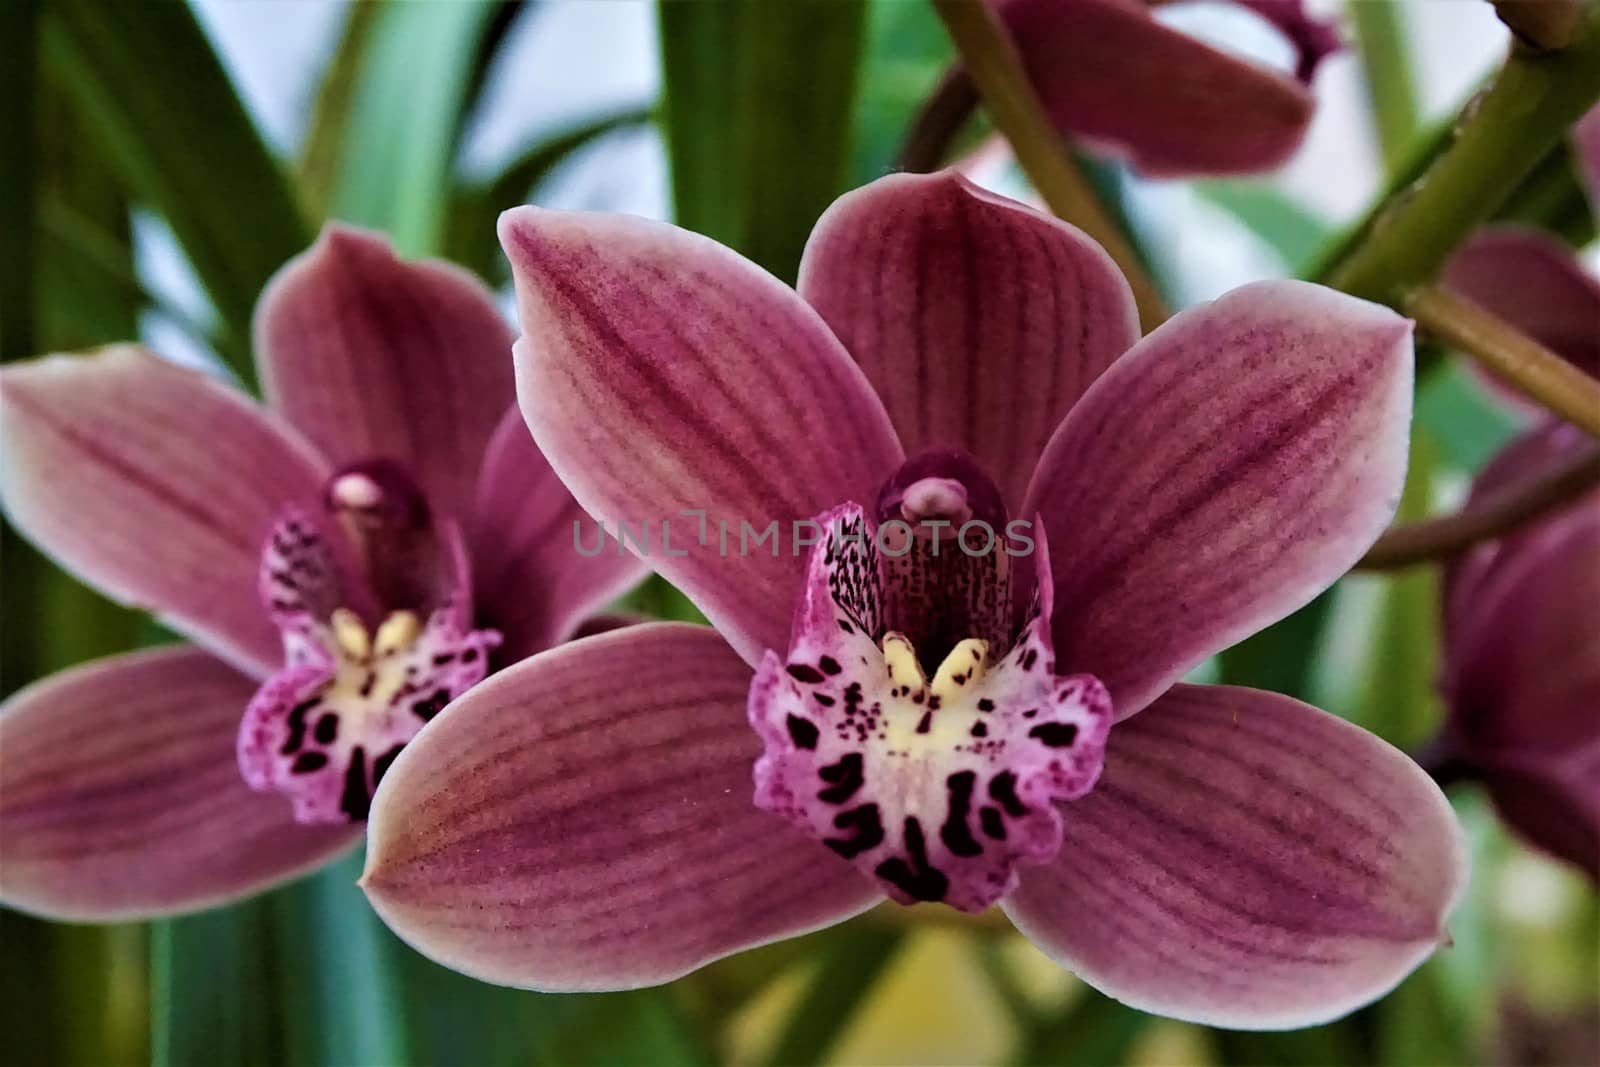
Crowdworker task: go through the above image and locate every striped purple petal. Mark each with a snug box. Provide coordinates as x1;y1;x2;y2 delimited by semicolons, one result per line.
1024;281;1413;719
362;624;880;990
798;172;1138;511
995;0;1318;177
0;347;330;677
0;647;358;920
468;406;648;663
1003;683;1466;1029
500;206;903;667
1441;227;1600;391
256;224;517;521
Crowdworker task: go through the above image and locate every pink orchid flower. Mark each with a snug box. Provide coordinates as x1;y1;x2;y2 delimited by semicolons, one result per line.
360;172;1466;1029
994;0;1341;176
1432;106;1600;879
0;225;643;921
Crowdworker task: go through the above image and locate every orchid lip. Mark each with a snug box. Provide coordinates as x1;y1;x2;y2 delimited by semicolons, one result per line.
750;501;1112;912
238;462;501;824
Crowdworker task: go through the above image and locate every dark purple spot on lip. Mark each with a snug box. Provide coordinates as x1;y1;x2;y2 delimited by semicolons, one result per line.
281;698;318;754
412;688;451;722
814;692;836;707
786;714;820;750
970;721;988;738
818;752;865;804
787;663;827;684
313;713;339;744
824;803;885;858
989;771;1027;817
819;656;842;675
291;751;328;774
940;771;983;858
875;817;949;902
977;698;994;712
1029;722;1079;747
980;806;1006;840
372;744;405;789
916;711;933;734
339;746;370;821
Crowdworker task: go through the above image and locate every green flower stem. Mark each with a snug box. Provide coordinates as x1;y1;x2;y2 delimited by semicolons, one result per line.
1406;283;1600;437
1322;5;1600;306
1358;437;1600;569
1350;0;1422;175
930;0;1168;332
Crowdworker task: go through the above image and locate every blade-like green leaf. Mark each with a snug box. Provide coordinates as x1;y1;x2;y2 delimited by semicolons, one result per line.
658;0;867;282
851;0;951;184
40;0;310;387
324;0;519;256
152;852;402;1067
445;105;655;283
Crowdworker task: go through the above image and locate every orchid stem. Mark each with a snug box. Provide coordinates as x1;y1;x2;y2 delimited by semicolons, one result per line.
1358;439;1600;569
930;0;1168;332
1321;5;1600;305
1350;0;1422;176
897;65;979;174
1406;284;1600;438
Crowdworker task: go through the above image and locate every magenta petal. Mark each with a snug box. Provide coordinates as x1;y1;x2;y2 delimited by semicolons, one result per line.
1441;227;1600;384
362;624;880;990
256;224;517;520
469;407;647;663
500;207;904;667
798;173;1139;511
995;0;1317;177
0;647;359;920
1025;281;1413;719
1444;493;1600;760
1004;684;1467;1030
0;347;330;677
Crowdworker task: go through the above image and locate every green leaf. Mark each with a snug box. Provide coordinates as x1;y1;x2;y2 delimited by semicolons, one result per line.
40;0;310;387
152;853;402;1067
1216;592;1335;702
1011;987;1150;1067
324;0;519;256
1415;356;1524;474
658;0;867;281
761;925;904;1067
1194;181;1333;275
850;0;951;184
445;105;656;283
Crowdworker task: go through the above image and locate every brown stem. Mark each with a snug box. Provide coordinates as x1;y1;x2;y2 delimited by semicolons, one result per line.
897;65;980;173
931;0;1168;332
1406;284;1600;438
1357;440;1600;570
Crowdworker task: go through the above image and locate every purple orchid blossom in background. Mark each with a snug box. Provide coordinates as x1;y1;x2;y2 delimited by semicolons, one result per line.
1429;112;1600;879
0;226;642;920
1436;423;1599;880
993;0;1341;176
361;172;1466;1029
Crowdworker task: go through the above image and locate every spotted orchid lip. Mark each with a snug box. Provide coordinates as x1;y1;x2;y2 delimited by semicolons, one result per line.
750;502;1112;912
239;465;502;825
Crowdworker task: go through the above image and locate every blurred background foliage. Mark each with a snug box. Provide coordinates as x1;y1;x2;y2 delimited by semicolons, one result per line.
0;1;1595;1065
